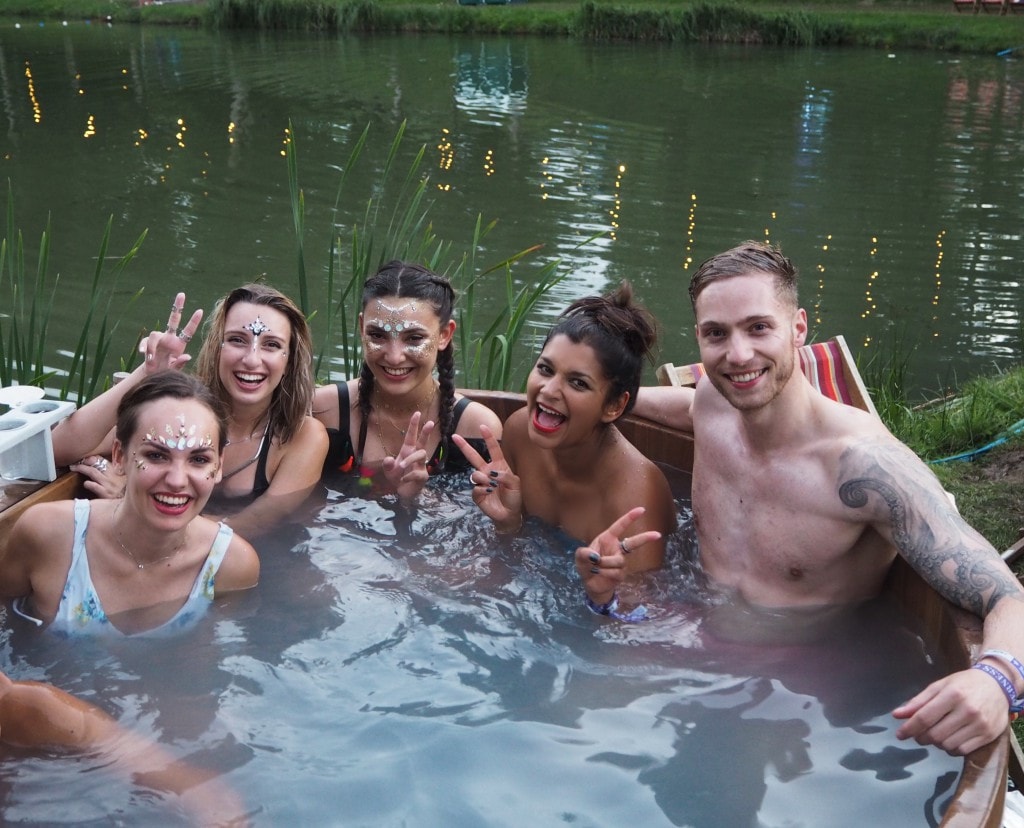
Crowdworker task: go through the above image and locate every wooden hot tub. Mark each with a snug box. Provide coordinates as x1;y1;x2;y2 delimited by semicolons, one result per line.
0;390;1009;827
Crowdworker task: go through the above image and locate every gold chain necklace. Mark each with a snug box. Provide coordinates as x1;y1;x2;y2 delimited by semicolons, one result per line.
225;425;261;446
373;382;437;457
113;504;190;570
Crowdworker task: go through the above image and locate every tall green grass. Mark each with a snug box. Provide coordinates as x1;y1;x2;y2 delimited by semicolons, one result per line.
0;185;145;402
287;121;568;392
860;330;1024;462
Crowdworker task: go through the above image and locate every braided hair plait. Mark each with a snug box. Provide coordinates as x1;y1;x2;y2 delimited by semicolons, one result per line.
356;360;375;465
544;281;657;416
435;341;456;470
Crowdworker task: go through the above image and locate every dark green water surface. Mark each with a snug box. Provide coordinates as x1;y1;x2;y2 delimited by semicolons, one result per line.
4;23;1023;390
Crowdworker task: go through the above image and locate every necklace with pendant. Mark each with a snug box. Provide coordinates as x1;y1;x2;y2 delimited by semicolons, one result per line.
221;419;272;481
374;382;437;457
114;503;189;570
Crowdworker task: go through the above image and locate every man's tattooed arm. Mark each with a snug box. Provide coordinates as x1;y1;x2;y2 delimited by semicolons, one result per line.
837;438;1023;618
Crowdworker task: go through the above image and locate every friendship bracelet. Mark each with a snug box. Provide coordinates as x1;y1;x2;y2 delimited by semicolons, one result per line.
586;593;619;616
584;593;649;623
972;662;1018;707
978;649;1024;685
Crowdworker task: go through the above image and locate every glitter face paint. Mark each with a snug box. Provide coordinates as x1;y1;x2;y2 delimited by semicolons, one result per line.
244;316;271;337
145;414;215;451
362;300;438;357
368;299;419;338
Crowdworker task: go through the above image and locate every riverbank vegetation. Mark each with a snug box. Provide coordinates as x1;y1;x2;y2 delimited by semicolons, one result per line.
4;0;1024;55
870;356;1024;556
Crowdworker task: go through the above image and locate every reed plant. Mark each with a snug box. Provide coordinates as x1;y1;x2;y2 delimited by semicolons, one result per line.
287;121;567;392
0;186;144;402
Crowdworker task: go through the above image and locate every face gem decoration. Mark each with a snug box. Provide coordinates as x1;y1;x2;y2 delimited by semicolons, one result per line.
370;300;419;339
146;414;215;451
244;316;271;337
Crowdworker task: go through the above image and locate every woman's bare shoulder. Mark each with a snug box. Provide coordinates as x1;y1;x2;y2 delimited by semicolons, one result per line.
454;397;503;439
14;500;77;539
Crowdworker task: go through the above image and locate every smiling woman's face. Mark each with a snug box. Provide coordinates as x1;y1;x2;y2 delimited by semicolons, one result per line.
113;395;223;528
359;296;453;396
217;301;292;408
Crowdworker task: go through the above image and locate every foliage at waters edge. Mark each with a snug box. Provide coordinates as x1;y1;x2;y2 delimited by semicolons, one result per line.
4;0;1024;57
0;185;145;402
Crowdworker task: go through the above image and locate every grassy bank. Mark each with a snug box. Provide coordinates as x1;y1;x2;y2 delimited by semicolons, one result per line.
4;0;1024;55
879;364;1024;556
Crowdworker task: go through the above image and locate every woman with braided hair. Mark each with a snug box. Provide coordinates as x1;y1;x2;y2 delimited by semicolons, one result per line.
455;281;675;575
313;260;502;500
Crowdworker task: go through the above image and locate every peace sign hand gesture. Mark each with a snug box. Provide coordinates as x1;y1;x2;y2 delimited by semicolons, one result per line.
137;292;204;374
381;411;435;502
452;424;523;534
574;507;662;606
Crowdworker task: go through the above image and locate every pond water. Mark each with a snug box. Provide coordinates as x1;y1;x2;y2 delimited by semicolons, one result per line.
1;474;962;826
0;23;1022;394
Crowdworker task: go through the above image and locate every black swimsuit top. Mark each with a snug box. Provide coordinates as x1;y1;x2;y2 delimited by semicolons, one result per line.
204;425;273;514
252;429;272;497
322;382;485;478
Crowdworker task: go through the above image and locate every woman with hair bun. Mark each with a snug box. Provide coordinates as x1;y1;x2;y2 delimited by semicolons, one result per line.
455;281;675;577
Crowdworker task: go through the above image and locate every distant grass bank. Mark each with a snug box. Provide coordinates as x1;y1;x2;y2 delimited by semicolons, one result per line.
4;0;1024;55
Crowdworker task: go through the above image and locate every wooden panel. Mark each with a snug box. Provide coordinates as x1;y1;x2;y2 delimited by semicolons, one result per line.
0;472;84;551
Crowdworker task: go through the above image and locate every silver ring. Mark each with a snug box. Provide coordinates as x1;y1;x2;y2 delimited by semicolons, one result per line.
172;305;183;313
146;352;154;361
177;331;192;343
619;539;630;554
94;459;109;472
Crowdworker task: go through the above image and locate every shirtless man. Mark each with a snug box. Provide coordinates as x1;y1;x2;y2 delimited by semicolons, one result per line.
576;240;1024;756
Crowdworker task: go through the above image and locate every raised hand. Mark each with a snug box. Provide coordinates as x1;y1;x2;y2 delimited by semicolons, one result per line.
381;410;435;501
574;506;662;606
452;424;523;533
137;292;203;374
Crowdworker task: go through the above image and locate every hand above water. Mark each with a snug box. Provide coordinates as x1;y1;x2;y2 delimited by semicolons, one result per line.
381;411;434;502
892;663;1014;756
453;424;523;534
574;506;662;607
69;454;124;499
136;292;203;374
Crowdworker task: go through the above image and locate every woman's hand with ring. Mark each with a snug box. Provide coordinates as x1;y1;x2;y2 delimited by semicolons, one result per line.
575;507;661;605
139;291;203;374
70;455;125;499
452;425;523;533
382;411;434;501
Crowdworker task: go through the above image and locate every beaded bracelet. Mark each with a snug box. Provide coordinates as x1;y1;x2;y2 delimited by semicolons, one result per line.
586;593;620;616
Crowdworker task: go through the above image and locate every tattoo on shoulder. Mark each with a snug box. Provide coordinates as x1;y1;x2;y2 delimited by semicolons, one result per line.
836;439;1019;617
